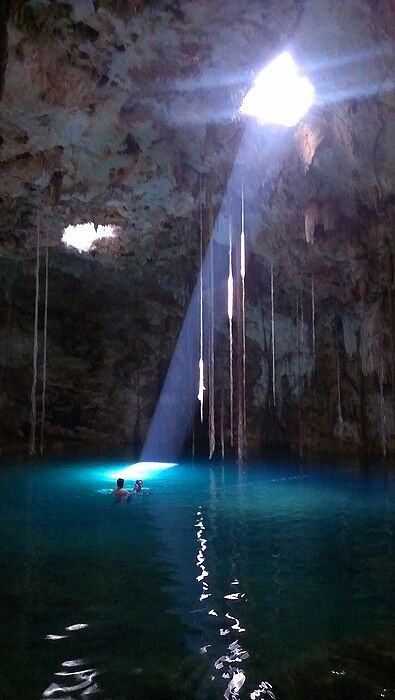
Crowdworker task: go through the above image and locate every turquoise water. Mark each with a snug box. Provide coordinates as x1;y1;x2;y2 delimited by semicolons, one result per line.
0;459;394;699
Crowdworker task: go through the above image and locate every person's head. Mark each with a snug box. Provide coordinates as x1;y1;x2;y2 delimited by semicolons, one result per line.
116;478;124;489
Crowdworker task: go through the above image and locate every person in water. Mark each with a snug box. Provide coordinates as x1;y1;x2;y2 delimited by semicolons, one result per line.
132;479;143;494
113;477;131;502
113;478;144;502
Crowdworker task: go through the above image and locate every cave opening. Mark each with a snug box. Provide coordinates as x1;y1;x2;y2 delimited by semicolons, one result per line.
62;222;117;252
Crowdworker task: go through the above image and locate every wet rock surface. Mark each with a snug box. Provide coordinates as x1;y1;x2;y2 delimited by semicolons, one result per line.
0;0;394;456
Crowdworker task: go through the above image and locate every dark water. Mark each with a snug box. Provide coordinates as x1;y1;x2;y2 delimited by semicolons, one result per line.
0;459;394;699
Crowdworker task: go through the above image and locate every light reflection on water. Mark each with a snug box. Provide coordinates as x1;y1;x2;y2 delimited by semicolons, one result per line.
42;661;99;698
0;459;394;699
194;469;277;700
42;625;100;698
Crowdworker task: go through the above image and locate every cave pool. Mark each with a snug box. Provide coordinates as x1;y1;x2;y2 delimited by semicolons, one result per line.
0;458;394;699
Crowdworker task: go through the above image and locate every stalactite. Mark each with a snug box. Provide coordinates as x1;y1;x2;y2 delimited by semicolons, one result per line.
228;215;234;446
304;202;319;243
208;185;215;459
197;185;205;422
29;214;40;455
40;212;49;455
270;261;276;408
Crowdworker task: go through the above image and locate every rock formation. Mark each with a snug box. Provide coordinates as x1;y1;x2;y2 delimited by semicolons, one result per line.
0;0;394;457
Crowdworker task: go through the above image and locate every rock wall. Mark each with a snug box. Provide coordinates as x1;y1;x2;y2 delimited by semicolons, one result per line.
0;0;394;457
0;249;186;452
1;216;394;459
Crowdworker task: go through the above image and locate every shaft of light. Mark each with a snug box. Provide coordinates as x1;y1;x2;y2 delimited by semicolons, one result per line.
141;128;294;461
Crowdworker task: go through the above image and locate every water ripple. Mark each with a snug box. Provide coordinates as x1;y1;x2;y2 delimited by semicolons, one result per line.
194;475;276;700
41;627;100;699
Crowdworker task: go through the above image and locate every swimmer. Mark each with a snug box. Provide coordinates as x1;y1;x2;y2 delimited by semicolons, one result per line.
112;478;132;502
132;479;143;494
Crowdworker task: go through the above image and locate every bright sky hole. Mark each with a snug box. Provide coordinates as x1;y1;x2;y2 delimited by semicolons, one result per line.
62;223;116;252
240;51;315;127
108;461;177;480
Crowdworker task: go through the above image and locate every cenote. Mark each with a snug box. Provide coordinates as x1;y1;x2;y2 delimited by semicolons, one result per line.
1;1;395;699
0;458;394;699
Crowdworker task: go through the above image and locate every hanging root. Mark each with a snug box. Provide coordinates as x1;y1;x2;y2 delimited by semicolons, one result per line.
209;236;215;458
241;183;247;459
29;213;40;456
271;261;276;408
311;273;316;384
228;215;234;446
198;179;205;423
40;209;49;455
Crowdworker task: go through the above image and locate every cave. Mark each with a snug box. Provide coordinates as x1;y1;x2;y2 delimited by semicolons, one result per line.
0;1;394;698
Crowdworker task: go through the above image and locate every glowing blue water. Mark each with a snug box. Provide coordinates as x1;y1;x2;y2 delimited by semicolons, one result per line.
0;459;394;699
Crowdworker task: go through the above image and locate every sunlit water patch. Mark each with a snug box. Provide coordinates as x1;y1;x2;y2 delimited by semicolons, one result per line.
0;459;394;699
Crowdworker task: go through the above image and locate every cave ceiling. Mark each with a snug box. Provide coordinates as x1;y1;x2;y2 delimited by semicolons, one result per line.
0;0;394;277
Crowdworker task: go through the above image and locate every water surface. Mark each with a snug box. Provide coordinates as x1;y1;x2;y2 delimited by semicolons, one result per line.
0;459;394;699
